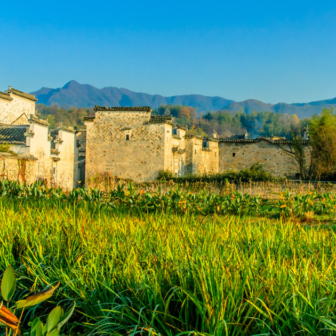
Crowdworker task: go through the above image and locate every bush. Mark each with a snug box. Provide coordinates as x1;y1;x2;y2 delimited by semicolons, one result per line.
157;170;174;181
157;163;279;184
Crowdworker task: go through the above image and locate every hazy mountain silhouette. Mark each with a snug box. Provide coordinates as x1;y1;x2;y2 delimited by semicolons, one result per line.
31;80;234;113
223;99;336;118
31;80;336;118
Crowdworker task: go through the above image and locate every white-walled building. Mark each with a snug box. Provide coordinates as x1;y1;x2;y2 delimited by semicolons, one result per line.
0;86;78;189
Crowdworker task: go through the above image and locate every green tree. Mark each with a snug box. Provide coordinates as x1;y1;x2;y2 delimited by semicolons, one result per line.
309;108;336;179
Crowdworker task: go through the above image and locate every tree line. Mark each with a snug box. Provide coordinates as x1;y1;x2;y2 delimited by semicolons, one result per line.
153;104;308;138
36;104;94;129
37;103;336;180
38;103;308;139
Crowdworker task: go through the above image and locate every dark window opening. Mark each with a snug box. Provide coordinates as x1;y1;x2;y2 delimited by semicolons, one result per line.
232;153;236;157
202;141;209;148
126;134;130;141
172;129;177;135
195;149;197;154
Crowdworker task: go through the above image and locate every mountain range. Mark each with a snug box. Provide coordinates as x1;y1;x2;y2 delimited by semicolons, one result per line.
31;80;336;118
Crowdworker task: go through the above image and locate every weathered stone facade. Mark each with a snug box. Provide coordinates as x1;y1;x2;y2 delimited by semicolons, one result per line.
84;107;220;185
218;138;307;177
184;135;219;175
85;108;171;183
0;154;37;184
0;87;309;188
0;88;36;125
84;107;308;184
50;127;78;189
0;86;79;189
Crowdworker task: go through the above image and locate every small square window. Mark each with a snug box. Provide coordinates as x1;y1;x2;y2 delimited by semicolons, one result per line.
232;153;236;157
172;129;177;135
126;135;130;141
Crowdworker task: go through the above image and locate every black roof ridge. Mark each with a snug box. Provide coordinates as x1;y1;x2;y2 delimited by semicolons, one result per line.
0;91;13;101
7;87;38;102
94;105;152;112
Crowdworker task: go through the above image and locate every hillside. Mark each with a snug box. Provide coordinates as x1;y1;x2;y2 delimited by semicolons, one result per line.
223;99;336;118
31;80;234;113
31;80;336;118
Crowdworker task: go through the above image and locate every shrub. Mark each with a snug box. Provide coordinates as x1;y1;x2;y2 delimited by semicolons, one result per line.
157;163;279;184
157;170;174;181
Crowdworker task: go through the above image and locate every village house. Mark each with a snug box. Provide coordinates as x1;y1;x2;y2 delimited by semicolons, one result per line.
84;106;218;184
0;86;78;189
0;88;308;187
83;105;307;186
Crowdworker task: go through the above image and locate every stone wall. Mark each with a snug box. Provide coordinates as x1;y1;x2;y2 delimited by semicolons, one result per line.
172;150;186;176
164;124;174;172
76;129;86;187
0;155;37;184
53;128;78;190
85;110;169;185
0;88;81;189
0;93;35;125
185;136;219;175
219;139;302;177
27;122;53;183
171;128;187;176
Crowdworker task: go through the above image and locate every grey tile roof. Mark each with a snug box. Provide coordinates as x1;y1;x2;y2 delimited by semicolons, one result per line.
29;116;49;126
94;106;152;112
219;137;309;144
0;92;13;101
145;115;173;125
0;126;27;145
83;116;95;122
7;87;38;102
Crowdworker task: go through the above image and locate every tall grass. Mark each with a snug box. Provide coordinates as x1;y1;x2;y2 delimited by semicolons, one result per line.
1;199;336;335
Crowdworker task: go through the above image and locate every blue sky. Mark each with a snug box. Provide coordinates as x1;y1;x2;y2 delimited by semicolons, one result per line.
1;0;336;104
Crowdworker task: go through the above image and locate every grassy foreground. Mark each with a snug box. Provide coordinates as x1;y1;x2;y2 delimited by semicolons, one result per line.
1;199;336;335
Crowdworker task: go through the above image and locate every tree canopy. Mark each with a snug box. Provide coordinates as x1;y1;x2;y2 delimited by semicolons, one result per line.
153;104;309;139
38;103;308;140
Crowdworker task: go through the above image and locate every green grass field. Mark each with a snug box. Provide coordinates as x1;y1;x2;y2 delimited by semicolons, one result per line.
1;197;336;335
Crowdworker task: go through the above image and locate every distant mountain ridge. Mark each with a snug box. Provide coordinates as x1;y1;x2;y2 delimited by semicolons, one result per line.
222;99;336;119
31;80;336;118
31;80;234;113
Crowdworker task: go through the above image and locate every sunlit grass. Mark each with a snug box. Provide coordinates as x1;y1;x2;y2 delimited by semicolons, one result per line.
1;198;336;335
